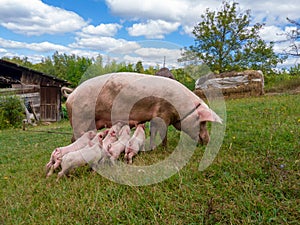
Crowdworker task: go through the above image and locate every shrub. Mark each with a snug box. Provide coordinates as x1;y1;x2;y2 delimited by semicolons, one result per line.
265;72;300;93
61;104;69;119
0;95;24;129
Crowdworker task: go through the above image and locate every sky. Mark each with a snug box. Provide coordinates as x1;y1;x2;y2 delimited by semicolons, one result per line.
0;0;299;69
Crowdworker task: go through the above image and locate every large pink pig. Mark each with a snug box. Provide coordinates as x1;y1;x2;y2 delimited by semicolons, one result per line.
65;72;222;149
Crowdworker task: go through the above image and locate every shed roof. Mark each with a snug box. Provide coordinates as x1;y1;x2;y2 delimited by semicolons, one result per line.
0;59;69;86
155;67;175;80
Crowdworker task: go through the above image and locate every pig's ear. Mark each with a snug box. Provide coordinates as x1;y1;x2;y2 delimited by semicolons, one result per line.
197;105;222;123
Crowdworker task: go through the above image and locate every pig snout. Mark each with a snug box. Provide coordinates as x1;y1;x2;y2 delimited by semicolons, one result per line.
199;131;210;145
46;148;62;177
199;122;210;145
98;129;109;140
124;145;136;164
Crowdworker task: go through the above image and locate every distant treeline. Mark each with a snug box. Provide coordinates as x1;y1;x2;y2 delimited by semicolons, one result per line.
1;52;195;90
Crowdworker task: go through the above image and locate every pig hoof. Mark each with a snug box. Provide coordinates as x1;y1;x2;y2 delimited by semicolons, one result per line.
46;165;55;178
56;171;65;181
45;165;51;176
150;145;156;151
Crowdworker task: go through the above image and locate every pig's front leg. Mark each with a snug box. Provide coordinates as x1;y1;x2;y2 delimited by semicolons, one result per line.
46;165;55;177
126;151;135;164
45;148;61;177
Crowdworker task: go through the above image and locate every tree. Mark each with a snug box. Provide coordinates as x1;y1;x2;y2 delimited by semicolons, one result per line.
135;61;144;73
2;56;33;68
118;63;134;72
82;55;128;84
283;18;300;57
289;64;300;76
171;68;195;90
144;65;157;75
34;51;92;87
180;1;284;73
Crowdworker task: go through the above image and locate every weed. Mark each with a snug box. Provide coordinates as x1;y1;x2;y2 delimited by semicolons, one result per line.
0;94;299;224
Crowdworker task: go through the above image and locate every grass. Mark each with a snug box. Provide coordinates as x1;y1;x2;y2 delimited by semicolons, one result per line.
265;76;300;93
1;94;299;224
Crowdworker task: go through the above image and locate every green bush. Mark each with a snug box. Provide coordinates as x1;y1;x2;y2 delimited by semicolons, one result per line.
265;72;300;92
61;104;69;119
0;95;24;129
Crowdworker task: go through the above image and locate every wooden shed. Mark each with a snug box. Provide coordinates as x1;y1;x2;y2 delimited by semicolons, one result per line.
155;67;175;80
0;59;69;122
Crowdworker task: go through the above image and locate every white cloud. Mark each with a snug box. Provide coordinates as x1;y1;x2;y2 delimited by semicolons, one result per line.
78;23;122;37
0;37;105;62
135;47;181;67
106;0;300;37
127;20;180;38
106;0;219;37
0;0;87;35
67;49;101;59
0;37;69;52
280;56;300;68
258;25;300;59
0;48;7;53
106;0;188;21
135;47;180;61
123;55;144;64
259;26;288;42
114;46;182;68
108;42;141;55
0;51;45;64
70;36;139;52
241;0;300;26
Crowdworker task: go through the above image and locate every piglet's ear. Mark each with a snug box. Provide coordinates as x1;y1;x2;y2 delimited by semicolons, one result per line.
197;105;222;123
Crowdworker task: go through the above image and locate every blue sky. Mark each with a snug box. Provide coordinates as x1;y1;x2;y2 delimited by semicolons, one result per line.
0;0;299;68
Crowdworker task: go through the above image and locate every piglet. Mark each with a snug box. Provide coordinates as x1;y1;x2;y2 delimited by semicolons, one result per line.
107;125;131;160
98;128;109;141
125;124;146;164
102;122;123;151
56;142;110;181
88;129;109;147
46;130;97;177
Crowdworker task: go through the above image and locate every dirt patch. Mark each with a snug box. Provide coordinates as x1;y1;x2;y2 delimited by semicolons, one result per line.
287;85;300;94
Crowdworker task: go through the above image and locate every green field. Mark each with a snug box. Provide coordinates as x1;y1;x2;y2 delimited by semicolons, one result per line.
1;94;299;224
